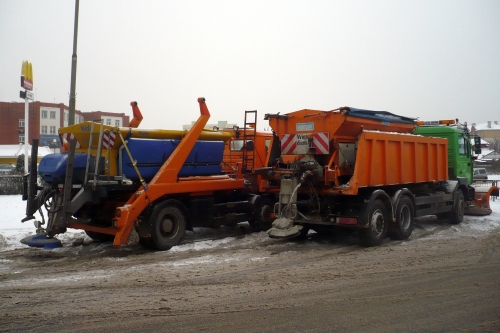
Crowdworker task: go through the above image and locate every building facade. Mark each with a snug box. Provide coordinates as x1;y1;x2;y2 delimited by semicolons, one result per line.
471;121;500;141
182;120;238;131
0;102;129;147
83;111;128;128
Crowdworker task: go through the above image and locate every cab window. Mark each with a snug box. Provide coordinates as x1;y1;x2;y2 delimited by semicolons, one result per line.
458;136;468;156
231;140;244;151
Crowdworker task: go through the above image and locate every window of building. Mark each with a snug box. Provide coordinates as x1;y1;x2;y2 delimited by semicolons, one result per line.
64;113;68;121
50;126;56;134
50;111;56;119
42;110;47;119
19;135;25;143
106;119;111;125
115;119;120;126
41;125;48;134
19;119;25;127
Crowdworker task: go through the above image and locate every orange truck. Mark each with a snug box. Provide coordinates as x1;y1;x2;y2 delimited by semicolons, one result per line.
21;98;276;250
264;107;498;246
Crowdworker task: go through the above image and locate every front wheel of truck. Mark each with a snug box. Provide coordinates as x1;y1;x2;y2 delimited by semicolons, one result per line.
449;190;465;225
149;200;187;251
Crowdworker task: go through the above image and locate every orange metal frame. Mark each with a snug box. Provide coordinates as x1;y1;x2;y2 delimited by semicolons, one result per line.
110;98;245;246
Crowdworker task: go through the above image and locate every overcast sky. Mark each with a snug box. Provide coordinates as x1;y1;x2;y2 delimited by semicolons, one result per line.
1;0;499;130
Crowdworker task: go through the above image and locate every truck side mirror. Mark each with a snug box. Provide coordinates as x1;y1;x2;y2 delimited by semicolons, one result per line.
474;136;482;155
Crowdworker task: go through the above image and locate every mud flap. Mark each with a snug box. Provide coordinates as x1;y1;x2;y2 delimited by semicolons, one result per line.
266;217;303;238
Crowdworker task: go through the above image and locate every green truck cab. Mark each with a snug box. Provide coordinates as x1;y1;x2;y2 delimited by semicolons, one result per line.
413;122;487;207
413;125;476;185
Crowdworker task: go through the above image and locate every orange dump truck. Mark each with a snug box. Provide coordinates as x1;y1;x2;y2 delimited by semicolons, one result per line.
265;107;496;246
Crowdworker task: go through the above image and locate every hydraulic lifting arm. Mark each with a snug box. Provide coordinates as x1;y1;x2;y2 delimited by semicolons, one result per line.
127;101;143;128
112;97;211;246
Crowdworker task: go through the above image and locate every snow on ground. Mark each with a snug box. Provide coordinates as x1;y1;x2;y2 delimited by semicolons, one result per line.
0;195;284;254
1;176;499;253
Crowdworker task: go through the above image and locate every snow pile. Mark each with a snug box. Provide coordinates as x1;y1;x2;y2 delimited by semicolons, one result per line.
0;195;95;252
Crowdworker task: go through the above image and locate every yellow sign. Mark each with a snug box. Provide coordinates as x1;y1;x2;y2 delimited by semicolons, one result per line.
21;60;33;90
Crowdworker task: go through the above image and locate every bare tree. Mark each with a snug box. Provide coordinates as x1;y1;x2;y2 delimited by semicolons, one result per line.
487;138;500;152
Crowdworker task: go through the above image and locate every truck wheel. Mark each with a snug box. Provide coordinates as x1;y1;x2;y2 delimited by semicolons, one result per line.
249;197;275;232
150;201;186;251
449;190;465;225
359;200;389;247
388;196;414;240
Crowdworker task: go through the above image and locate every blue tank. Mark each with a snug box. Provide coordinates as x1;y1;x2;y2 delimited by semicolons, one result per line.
121;138;224;181
37;139;225;184
38;153;88;184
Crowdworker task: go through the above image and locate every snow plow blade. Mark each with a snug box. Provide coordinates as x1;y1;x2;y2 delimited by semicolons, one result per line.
465;184;499;216
20;234;62;249
266;217;303;239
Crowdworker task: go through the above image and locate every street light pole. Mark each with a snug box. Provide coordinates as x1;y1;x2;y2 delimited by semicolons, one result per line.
20;61;34;173
68;0;79;126
24;94;29;172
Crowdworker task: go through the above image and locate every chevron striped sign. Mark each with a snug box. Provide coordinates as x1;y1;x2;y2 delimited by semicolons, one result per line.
63;133;81;148
103;131;116;149
280;132;329;155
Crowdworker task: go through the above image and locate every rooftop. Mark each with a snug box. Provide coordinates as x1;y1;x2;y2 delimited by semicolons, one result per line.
0;144;53;159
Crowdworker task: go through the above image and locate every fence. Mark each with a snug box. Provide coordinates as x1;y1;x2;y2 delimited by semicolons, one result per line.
0;175;23;195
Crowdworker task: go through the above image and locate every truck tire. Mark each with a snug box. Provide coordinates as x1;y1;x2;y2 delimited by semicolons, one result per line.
150;201;186;251
449;190;465;225
359;200;389;247
388;196;414;240
249;197;275;232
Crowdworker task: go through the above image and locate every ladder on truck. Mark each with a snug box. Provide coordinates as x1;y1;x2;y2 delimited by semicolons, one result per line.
242;110;257;173
84;119;116;188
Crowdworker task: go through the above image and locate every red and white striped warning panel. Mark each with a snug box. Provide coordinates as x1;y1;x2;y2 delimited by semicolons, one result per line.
311;132;329;154
63;133;81;148
103;131;116;149
280;134;298;155
280;132;329;155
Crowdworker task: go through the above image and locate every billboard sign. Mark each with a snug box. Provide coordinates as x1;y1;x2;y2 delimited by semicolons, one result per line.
21;60;33;91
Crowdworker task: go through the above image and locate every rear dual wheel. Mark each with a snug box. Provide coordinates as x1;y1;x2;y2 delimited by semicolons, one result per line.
359;200;389;247
388;196;414;240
